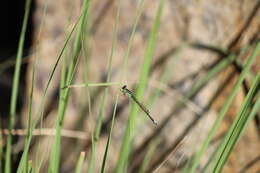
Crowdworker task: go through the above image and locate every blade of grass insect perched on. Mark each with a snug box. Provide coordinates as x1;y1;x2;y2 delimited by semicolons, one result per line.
115;1;164;172
121;85;157;125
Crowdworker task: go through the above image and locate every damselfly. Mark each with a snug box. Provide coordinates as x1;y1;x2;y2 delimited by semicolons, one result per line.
121;85;157;125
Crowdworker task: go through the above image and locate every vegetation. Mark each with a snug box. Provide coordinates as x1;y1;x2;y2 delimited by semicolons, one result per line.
1;0;259;172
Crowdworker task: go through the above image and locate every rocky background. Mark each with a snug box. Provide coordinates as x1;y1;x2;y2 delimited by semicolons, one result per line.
1;0;259;172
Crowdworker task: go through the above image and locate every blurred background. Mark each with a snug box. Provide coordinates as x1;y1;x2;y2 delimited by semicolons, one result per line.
0;0;259;172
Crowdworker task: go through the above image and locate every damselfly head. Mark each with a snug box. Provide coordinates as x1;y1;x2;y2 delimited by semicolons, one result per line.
121;85;127;95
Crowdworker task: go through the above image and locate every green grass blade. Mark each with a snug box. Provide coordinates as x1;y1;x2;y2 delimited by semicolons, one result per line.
5;0;32;172
115;0;165;172
99;0;121;172
138;139;159;173
48;0;89;172
100;94;120;173
66;82;120;88
75;152;86;173
31;4;83;129
187;41;260;173
200;144;221;173
144;45;184;118
108;0;145;170
212;71;260;172
87;134;96;173
22;0;50;170
99;0;147;169
119;0;145;81
16;55;35;173
186;55;235;100
27;160;32;173
16;8;82;173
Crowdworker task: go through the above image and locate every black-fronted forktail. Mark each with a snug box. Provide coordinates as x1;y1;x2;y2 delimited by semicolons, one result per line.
121;85;157;125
